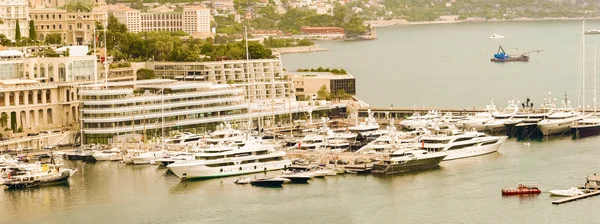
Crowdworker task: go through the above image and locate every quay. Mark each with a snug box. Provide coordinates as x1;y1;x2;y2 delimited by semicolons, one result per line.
357;107;486;119
551;190;600;205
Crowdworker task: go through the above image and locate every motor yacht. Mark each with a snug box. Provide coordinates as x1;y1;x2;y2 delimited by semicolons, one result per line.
459;100;499;131
92;147;122;161
372;149;447;174
3;163;77;189
400;110;440;130
537;94;581;136
484;99;519;132
132;151;166;165
166;140;291;180
419;128;507;160
489;33;505;39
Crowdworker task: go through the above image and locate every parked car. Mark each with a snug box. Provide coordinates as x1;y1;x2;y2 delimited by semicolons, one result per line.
27;133;39;136
40;130;52;135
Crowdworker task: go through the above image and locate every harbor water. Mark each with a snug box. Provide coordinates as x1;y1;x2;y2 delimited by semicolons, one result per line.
4;21;600;224
282;20;600;108
3;137;600;223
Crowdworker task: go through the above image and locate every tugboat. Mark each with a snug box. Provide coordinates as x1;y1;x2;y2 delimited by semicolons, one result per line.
501;182;541;195
490;46;542;62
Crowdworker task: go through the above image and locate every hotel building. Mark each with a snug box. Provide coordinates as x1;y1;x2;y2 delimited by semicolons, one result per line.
288;72;356;101
109;4;211;35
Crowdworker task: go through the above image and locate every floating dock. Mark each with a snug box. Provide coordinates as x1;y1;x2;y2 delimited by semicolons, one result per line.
551;190;600;204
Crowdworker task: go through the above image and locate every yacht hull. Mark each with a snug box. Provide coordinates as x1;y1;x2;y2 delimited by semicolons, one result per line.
537;122;573;136
444;136;507;161
571;124;600;138
462;122;488;131
167;160;292;180
372;155;446;174
3;170;71;189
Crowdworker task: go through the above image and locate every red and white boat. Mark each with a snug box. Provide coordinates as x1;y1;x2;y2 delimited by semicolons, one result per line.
502;183;541;195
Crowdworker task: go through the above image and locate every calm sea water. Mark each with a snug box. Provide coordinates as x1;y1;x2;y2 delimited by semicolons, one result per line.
4;21;600;224
282;20;600;109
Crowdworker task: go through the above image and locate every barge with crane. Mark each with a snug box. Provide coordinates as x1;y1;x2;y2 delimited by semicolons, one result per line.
491;46;543;62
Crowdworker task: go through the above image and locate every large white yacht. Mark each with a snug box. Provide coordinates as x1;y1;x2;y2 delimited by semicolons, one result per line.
372;149;448;174
166;140;291;180
419;128;507;160
484;99;519;132
165;132;204;146
348;110;383;139
132;151;166;165
92;147;122;161
206;122;246;145
459;100;499;131
400;110;440;130
356;128;428;154
537;94;582;136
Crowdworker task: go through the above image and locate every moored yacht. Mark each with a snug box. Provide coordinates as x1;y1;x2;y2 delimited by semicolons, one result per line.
166;140;291;180
372;149;447;174
132;151;166;165
419;128;506;161
92;147;122;161
459;100;499;131
537;94;581;136
484;99;519;132
400;110;440;130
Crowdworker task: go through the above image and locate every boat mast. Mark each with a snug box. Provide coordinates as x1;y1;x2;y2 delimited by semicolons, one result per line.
595;44;597;115
244;26;252;137
583;21;586;116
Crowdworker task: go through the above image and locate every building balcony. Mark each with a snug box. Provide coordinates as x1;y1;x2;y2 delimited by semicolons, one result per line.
82;104;247;123
82;88;244;105
82;96;243;114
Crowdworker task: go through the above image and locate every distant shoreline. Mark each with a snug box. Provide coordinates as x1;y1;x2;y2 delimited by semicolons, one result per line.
271;45;328;54
366;17;600;28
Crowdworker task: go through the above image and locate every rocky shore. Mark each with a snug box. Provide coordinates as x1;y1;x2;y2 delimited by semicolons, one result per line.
366;17;600;28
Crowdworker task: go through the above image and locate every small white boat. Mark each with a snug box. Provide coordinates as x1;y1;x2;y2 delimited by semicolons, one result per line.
490;33;505;39
234;177;253;185
549;187;585;197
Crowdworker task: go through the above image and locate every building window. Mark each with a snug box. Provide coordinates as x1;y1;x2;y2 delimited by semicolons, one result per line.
87;24;90;30
69;25;72;30
59;25;62;29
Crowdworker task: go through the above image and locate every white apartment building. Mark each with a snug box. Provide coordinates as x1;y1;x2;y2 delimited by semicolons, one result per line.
183;6;210;34
146;58;295;102
108;5;210;35
0;0;29;40
109;4;141;33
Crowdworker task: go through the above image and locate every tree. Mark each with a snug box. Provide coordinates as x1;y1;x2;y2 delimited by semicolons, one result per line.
0;113;7;128
15;20;21;41
317;85;330;100
44;33;62;44
136;68;155;80
29;20;36;41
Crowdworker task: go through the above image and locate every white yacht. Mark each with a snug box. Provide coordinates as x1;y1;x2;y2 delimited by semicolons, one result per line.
489;33;505;39
356;128;427;154
92;147;122;161
155;152;195;166
348;110;382;138
166;140;291;180
165;132;205;146
419;128;507;161
459;100;499;131
400;110;440;130
484;99;519;132
206;122;246;145
132;151;166;165
372;149;448;174
537;95;581;136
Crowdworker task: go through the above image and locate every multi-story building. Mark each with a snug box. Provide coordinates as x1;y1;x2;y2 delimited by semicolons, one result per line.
140;9;183;32
146;58;294;102
183;6;210;34
108;4;140;33
0;0;29;40
109;5;210;35
30;6;105;45
79;79;248;144
288;71;356;101
0;46;97;140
